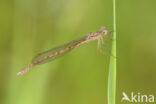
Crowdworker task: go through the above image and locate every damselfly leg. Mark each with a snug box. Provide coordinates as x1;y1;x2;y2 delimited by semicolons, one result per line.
97;32;115;57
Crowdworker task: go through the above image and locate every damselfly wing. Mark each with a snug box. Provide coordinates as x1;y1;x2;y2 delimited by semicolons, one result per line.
32;36;87;64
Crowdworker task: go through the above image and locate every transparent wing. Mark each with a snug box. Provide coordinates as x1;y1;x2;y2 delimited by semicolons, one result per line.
32;36;87;65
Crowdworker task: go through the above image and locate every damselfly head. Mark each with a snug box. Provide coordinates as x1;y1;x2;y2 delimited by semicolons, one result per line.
99;27;108;36
86;27;108;41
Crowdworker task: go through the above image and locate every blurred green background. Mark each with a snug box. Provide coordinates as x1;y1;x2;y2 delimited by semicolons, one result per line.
0;0;156;104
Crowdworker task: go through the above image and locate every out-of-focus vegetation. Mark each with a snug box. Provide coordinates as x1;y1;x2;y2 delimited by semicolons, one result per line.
0;0;156;104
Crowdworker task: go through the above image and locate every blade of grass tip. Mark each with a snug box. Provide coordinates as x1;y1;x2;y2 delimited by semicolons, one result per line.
108;0;117;104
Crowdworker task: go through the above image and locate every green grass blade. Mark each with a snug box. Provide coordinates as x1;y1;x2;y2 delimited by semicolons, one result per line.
108;0;117;104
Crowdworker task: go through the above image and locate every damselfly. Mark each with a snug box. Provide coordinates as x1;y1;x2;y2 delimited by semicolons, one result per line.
17;27;111;75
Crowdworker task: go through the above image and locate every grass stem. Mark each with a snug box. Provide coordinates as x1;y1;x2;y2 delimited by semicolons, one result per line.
108;0;117;104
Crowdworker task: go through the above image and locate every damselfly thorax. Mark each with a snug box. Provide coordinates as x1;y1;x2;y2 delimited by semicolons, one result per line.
17;27;111;75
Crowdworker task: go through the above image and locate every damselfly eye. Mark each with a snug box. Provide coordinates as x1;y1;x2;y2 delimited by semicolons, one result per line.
99;27;107;35
103;30;108;35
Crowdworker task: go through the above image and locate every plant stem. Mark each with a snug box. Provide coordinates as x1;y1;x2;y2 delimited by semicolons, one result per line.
108;0;117;104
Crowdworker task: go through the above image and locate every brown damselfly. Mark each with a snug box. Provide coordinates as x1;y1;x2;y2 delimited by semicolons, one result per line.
17;27;112;75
